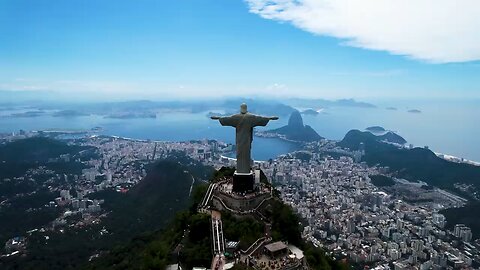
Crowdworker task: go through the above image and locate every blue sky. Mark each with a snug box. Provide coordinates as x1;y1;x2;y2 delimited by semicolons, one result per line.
1;0;479;101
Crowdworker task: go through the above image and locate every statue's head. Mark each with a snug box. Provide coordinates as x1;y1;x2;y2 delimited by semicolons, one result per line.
240;103;248;114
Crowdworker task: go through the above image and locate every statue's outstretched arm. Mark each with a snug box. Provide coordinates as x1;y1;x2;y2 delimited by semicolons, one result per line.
253;115;279;127
212;115;238;127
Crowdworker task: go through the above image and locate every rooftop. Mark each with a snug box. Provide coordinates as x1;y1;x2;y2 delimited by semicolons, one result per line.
265;241;288;253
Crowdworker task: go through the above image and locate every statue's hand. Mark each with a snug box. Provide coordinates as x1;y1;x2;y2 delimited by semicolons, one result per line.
210;116;221;120
270;116;279;120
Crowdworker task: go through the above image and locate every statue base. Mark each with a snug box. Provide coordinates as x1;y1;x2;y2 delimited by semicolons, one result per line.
233;171;254;193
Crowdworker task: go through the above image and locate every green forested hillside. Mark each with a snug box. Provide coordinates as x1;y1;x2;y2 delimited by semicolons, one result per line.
85;187;347;270
0;137;93;180
440;203;480;240
370;175;395;187
0;156;214;270
0;137;95;245
339;130;480;189
0;137;87;163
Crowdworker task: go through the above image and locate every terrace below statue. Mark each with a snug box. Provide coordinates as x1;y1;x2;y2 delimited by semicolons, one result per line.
211;177;272;214
233;171;254;193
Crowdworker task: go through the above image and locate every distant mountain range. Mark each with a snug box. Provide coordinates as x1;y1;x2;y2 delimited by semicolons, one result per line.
284;98;376;109
0;92;377;119
265;110;323;142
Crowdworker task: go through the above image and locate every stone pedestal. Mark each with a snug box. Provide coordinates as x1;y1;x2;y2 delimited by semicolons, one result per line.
233;171;254;193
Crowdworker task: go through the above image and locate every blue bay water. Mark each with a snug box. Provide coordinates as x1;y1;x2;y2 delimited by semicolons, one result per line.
0;99;479;162
0;111;299;161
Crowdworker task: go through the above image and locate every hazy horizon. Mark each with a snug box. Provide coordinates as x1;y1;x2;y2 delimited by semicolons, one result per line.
1;89;479;105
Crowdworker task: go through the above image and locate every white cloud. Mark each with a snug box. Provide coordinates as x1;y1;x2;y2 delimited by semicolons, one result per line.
246;0;480;63
266;83;288;91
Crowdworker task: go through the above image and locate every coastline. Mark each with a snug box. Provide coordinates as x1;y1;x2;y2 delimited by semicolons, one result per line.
434;151;480;167
107;133;480;167
254;131;307;144
6;128;480;168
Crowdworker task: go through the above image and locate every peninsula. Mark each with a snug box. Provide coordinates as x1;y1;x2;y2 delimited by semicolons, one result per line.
260;110;323;142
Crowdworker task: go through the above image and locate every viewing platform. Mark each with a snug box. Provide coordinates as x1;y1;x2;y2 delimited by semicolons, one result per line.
210;177;273;214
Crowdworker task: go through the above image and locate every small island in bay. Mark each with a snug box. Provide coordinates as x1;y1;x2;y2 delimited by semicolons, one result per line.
52;110;89;117
386;107;397;110
206;111;230;118
104;111;157;119
408;109;422;114
258;110;323;142
10;110;46;118
301;109;320;116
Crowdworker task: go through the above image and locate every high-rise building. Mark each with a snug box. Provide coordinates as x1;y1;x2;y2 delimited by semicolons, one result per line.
462;228;472;242
412;239;424;252
432;213;446;228
454;224;472;242
60;190;71;200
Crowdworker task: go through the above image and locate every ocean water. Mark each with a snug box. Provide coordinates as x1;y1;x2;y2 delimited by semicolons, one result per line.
0;99;479;162
301;99;480;162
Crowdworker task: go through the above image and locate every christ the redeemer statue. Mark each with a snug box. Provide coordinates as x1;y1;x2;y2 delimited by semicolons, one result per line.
211;103;278;174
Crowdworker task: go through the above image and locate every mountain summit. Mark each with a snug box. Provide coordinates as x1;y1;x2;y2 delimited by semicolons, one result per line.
288;110;304;128
267;111;323;142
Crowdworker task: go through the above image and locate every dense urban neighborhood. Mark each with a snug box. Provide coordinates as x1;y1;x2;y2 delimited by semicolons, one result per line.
0;130;479;269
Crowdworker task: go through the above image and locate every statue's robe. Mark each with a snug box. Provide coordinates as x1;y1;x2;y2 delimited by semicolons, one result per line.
219;113;271;173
